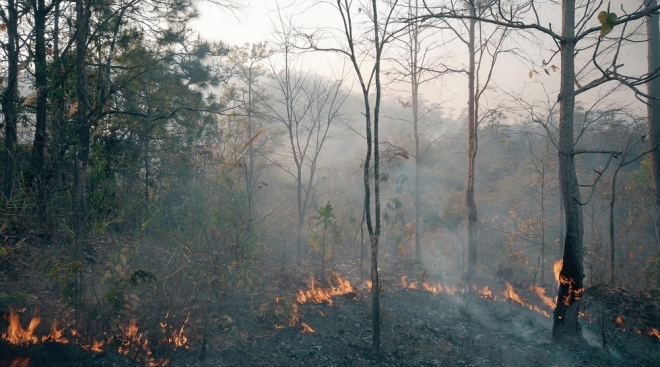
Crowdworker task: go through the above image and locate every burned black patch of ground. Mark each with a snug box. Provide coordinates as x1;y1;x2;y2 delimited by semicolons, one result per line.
167;278;659;367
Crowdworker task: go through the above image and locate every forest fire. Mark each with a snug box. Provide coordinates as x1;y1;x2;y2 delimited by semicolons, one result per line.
615;315;626;331
296;274;354;305
3;312;43;344
532;286;556;309
503;283;549;317
2;311;189;366
503;283;533;310
554;259;563;283
300;322;315;334
400;276;457;295
478;286;496;301
650;328;660;340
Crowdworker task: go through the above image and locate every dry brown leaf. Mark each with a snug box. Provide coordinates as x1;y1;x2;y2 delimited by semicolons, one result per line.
21;90;38;106
67;101;78;118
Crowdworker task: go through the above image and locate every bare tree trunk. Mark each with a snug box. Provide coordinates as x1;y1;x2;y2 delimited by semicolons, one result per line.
609;166;622;285
466;4;478;279
540;141;547;285
73;0;91;325
370;0;383;351
360;203;365;282
647;0;660;233
552;0;585;343
2;0;19;200
31;0;49;180
410;0;422;262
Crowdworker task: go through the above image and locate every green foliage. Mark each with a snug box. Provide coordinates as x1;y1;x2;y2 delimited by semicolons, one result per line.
35;256;82;304
631;155;653;190
598;11;618;36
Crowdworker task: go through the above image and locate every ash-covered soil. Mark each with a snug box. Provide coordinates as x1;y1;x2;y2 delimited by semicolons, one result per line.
2;276;659;367
169;277;660;367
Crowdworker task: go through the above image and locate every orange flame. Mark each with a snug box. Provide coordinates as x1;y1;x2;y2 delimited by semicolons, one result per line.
91;340;104;353
296;274;354;305
43;319;65;342
300;322;315;334
503;283;549;317
477;285;496;301
615;315;624;326
650;328;660;339
2;312;40;344
401;276;457;295
533;286;555;309
553;259;563;283
504;283;530;308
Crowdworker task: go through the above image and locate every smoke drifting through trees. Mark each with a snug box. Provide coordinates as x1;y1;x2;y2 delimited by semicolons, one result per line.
0;0;660;364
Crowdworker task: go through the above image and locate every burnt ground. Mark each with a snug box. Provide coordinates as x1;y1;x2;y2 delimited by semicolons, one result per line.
2;274;660;367
167;279;660;367
2;230;660;367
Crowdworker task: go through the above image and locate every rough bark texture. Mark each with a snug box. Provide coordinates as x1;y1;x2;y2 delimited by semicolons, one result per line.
2;0;18;200
466;5;478;279
552;0;585;344
647;0;660;232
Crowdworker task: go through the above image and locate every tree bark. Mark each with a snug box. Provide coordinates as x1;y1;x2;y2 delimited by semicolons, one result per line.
552;0;585;343
2;0;19;200
370;0;383;351
74;0;91;234
31;0;48;179
647;0;660;233
410;0;422;262
466;4;478;279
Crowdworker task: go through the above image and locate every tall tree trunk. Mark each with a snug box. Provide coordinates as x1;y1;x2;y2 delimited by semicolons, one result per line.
370;0;383;352
647;0;660;233
609;166;622;285
410;0;422;262
540;143;547;285
2;0;19;200
296;164;303;265
466;4;478;279
73;0;91;324
552;0;585;343
31;0;48;179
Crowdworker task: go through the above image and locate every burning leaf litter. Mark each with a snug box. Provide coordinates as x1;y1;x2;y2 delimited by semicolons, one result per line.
2;311;191;366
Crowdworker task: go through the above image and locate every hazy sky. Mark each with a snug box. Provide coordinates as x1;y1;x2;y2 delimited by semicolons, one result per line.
193;0;649;124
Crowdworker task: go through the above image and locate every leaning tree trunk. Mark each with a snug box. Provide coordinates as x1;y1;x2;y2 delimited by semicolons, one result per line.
2;0;19;200
552;0;585;343
466;4;478;279
647;0;660;234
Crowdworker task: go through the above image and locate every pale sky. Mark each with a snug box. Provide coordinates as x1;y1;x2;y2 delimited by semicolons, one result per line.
193;0;650;124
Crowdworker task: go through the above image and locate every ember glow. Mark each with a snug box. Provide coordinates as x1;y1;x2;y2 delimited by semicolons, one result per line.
503;283;549;317
2;311;189;367
300;322;315;334
296;274;354;305
533;286;555;309
2;312;41;344
401;276;457;295
553;259;563;283
650;328;660;340
8;357;31;367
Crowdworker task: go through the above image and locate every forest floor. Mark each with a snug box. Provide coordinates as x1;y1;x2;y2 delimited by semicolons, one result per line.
1;231;660;366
